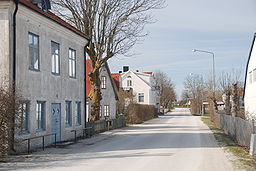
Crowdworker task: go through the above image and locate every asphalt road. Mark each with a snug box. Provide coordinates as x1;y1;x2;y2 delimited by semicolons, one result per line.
1;108;238;171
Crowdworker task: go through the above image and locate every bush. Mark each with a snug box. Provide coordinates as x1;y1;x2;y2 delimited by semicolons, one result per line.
0;87;21;157
126;104;157;124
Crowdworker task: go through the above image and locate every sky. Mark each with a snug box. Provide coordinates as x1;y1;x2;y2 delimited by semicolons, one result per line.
108;0;256;99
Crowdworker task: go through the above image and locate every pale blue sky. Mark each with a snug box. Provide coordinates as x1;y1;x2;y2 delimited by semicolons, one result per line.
108;0;256;99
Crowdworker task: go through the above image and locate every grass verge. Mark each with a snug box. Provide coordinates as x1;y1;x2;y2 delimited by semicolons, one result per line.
201;117;256;170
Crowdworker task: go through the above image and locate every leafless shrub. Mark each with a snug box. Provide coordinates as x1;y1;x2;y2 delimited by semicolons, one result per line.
126;104;157;124
0;87;21;157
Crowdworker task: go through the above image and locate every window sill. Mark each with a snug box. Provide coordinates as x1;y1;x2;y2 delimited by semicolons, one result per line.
69;76;76;79
29;67;40;72
52;72;60;76
36;128;46;132
65;124;72;128
19;130;30;135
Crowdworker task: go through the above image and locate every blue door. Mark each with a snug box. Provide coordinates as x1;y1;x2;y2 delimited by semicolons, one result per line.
52;103;61;142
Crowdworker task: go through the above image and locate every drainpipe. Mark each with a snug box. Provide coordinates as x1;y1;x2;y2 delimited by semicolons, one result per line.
84;42;90;128
11;0;19;152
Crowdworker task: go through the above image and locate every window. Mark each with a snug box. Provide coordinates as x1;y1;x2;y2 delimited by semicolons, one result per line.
19;102;29;132
127;80;132;86
29;33;39;70
75;102;81;125
101;76;106;89
104;105;109;117
253;69;256;82
69;49;76;78
138;93;144;102
36;101;45;131
51;41;60;74
249;71;253;84
99;106;102;117
65;101;72;126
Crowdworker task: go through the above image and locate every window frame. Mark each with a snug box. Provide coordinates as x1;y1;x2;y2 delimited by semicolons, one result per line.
138;93;145;102
28;32;40;71
51;41;60;75
19;101;30;133
249;71;253;84
101;76;106;89
104;105;110;117
75;101;81;126
36;101;46;131
68;48;76;78
65;101;72;127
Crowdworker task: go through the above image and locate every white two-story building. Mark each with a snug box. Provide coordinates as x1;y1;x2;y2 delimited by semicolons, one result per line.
0;0;89;152
114;67;160;111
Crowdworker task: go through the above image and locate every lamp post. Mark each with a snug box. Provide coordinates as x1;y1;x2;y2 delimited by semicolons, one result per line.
192;49;216;94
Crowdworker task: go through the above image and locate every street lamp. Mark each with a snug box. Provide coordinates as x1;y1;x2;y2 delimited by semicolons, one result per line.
192;49;216;94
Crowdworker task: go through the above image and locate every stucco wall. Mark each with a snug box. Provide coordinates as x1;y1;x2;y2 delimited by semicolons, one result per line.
0;1;13;88
99;64;117;119
245;38;256;120
1;4;89;152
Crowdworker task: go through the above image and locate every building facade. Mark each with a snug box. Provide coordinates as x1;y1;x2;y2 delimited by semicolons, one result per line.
244;33;256;120
115;68;160;110
86;59;118;121
0;0;89;152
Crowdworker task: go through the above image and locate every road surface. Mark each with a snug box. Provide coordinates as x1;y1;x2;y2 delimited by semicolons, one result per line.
1;108;238;171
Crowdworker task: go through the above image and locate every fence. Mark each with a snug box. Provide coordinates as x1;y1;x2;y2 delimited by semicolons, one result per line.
215;113;255;147
16;117;126;154
87;117;126;134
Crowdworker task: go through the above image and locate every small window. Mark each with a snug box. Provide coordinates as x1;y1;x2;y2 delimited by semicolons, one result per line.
29;33;39;70
36;101;45;131
69;49;76;78
104;105;109;117
249;71;253;84
51;41;60;74
138;93;144;102
19;102;29;132
127;80;132;86
253;69;256;82
65;101;72;127
99;106;102;117
101;76;106;89
75;101;81;125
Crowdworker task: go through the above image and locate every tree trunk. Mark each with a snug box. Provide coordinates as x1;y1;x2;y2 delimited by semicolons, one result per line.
88;67;102;121
224;92;231;115
231;83;238;117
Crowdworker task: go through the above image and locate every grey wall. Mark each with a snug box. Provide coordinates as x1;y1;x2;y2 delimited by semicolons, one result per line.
0;2;88;152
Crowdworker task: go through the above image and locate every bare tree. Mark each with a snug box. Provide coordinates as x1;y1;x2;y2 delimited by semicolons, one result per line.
155;71;176;112
218;70;242;115
53;0;165;120
183;74;205;114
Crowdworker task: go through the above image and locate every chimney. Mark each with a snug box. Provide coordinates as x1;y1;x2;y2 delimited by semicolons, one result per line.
123;66;129;72
30;0;51;10
136;70;139;72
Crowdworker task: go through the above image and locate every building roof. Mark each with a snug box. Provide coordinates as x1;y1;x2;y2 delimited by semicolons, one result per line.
86;59;118;100
19;0;90;40
111;73;121;90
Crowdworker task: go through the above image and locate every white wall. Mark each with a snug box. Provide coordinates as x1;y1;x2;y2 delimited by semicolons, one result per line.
120;71;159;108
245;37;256;120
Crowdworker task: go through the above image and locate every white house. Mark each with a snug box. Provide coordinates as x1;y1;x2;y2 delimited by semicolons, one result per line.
244;33;256;120
115;67;160;110
86;59;118;121
0;0;89;152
